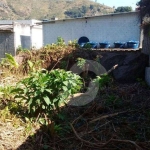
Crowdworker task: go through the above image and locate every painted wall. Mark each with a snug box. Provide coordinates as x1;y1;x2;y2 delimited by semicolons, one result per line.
31;25;43;49
14;23;43;49
0;20;43;49
13;23;31;50
43;12;140;47
0;32;15;59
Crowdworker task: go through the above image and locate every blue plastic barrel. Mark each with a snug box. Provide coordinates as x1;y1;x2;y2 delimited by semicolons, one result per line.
100;42;110;48
114;42;125;48
127;41;139;49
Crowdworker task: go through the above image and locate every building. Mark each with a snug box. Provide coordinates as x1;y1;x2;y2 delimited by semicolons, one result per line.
0;20;42;59
42;11;141;47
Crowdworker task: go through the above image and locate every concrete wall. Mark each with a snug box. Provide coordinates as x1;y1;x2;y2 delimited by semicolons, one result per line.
31;25;43;49
0;32;15;59
0;20;43;49
43;12;140;47
13;23;31;50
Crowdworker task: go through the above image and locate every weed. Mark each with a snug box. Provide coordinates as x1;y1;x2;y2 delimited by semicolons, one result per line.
16;46;30;54
1;53;19;69
83;43;92;49
13;69;82;122
68;39;79;48
0;85;15;103
60;60;67;70
93;74;112;90
56;37;66;47
76;58;86;69
103;94;122;109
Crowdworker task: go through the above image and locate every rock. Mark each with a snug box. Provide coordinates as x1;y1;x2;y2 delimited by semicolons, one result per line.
73;50;149;83
100;54;126;70
113;53;149;82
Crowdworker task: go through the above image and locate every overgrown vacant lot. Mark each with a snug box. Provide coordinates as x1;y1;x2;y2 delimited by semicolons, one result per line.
0;40;150;150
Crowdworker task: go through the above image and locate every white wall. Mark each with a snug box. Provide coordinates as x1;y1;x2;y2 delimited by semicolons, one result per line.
0;20;43;49
13;23;31;49
31;25;43;49
43;12;140;47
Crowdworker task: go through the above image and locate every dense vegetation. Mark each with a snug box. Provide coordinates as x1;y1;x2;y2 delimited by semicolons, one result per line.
114;6;132;13
65;4;104;18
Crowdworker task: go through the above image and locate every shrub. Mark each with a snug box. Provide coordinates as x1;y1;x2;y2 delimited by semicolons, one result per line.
76;58;86;69
93;74;112;89
1;53;19;69
13;69;82;119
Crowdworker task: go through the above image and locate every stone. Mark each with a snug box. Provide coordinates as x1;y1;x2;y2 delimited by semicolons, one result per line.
113;53;149;82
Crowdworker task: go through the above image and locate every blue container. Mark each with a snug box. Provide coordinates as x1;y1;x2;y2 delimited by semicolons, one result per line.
114;42;125;48
127;41;139;49
100;42;110;48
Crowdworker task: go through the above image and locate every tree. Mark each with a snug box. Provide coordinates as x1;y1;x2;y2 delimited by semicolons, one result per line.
137;0;150;55
137;0;150;19
114;6;132;13
90;4;94;10
137;0;150;35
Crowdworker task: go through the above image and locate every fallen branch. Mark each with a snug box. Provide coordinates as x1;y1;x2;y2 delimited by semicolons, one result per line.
72;103;96;125
50;58;62;70
89;110;128;124
80;121;111;137
70;123;103;147
107;64;118;74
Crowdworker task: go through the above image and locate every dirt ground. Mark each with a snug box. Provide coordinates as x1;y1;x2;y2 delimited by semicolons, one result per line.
0;80;150;150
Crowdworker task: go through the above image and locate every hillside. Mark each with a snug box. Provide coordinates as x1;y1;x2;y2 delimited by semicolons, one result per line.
0;0;114;20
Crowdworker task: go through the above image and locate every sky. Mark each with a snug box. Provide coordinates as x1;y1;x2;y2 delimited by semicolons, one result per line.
95;0;139;10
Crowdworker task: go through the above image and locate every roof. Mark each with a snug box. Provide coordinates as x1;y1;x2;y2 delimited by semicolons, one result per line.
0;25;13;32
42;11;139;24
0;19;42;26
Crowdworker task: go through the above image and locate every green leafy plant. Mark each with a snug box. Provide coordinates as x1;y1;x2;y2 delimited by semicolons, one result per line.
56;37;66;46
13;69;82;120
60;60;67;70
1;53;19;69
68;39;79;48
0;85;15;103
16;46;31;54
83;43;92;49
76;58;86;69
27;60;43;73
93;74;112;89
104;94;122;108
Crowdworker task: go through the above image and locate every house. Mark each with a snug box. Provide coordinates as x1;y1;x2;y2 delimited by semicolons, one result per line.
0;20;42;59
42;11;141;47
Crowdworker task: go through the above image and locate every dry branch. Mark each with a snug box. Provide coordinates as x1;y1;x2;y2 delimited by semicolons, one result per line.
70;123;103;147
89;110;128;124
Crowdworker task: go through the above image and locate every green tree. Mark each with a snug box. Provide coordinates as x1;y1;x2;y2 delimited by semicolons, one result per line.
114;6;132;13
90;4;94;10
81;6;88;13
137;0;150;19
